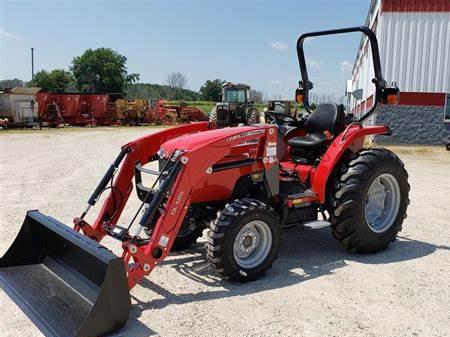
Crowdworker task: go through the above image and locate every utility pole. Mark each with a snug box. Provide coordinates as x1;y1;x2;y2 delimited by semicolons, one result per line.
31;48;35;82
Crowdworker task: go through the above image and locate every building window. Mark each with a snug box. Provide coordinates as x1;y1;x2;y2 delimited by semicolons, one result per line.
445;94;450;122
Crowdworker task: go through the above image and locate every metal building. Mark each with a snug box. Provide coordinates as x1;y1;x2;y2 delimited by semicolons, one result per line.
0;87;41;127
350;0;450;144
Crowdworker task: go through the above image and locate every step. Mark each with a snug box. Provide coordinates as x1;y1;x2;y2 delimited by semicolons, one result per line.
303;220;331;229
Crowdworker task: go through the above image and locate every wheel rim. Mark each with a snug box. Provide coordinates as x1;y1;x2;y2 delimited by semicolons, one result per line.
233;220;272;269
364;173;401;233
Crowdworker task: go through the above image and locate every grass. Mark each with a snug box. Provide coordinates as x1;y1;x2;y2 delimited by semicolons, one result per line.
167;101;268;115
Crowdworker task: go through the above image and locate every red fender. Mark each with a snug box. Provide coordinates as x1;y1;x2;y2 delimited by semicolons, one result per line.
311;124;389;202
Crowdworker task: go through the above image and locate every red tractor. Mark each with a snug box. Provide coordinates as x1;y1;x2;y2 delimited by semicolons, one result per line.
0;27;409;337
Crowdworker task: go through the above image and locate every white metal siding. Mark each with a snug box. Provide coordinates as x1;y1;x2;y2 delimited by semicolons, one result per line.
380;12;450;93
351;8;450;114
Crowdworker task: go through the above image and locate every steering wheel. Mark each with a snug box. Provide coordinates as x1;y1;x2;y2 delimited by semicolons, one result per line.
265;110;297;124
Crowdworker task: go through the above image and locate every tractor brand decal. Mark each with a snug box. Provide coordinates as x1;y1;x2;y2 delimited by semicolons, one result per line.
227;129;265;142
170;191;185;216
266;141;277;157
158;235;170;247
232;139;260;147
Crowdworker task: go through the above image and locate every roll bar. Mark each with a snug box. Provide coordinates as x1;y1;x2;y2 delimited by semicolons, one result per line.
296;26;398;123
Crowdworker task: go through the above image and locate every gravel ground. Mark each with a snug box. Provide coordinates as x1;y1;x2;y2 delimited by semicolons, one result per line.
0;127;449;337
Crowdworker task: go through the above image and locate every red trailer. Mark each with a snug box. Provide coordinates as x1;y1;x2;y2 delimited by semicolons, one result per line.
83;94;117;126
36;92;62;127
36;93;121;126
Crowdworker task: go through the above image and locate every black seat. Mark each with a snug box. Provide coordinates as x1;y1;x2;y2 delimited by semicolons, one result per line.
288;102;343;149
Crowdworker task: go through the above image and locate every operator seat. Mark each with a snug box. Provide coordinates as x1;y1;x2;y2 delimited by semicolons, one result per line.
288;102;344;149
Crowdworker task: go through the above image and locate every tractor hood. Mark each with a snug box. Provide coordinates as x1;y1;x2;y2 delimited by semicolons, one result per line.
159;126;265;155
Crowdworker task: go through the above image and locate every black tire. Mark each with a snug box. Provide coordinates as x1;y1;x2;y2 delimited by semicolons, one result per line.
171;216;207;251
206;198;281;282
446;143;450;151
246;107;260;124
209;107;217;123
329;148;410;253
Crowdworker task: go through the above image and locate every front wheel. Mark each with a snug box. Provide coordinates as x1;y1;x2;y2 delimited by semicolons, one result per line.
206;198;281;281
246;107;260;125
209;107;217;123
330;148;410;253
171;216;207;251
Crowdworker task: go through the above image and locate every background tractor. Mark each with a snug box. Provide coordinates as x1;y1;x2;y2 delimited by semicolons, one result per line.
0;26;409;337
210;82;260;126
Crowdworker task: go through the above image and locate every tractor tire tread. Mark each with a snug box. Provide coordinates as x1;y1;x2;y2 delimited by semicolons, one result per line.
206;198;280;282
329;148;410;254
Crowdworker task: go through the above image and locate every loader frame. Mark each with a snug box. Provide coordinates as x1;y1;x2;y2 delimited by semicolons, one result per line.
74;122;280;288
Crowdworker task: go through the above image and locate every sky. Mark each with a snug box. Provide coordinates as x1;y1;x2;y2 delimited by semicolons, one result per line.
0;0;370;99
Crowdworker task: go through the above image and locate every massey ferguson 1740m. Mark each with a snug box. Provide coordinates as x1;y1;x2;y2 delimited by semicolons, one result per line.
0;27;409;337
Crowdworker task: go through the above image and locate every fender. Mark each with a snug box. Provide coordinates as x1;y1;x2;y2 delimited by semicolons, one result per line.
311;124;389;202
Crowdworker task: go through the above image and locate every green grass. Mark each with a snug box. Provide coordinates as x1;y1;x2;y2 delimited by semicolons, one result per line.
167;101;268;115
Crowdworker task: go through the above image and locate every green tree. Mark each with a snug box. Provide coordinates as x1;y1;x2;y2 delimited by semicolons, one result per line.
199;79;225;101
0;78;24;90
31;69;73;92
126;83;201;101
71;48;139;93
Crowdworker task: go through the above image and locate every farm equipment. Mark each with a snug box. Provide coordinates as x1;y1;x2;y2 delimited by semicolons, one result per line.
147;99;207;125
0;26;409;337
115;98;148;125
0;87;40;127
36;93;121;127
210;82;260;127
0;117;8;129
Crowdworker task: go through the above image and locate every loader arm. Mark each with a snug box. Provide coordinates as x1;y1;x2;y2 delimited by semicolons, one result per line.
74;122;211;240
124;126;277;288
75;123;277;288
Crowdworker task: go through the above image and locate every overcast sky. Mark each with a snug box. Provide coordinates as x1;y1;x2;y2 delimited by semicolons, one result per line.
1;0;369;98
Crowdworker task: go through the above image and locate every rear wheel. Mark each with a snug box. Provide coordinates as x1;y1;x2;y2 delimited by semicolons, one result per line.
206;198;281;281
164;112;177;125
329;148;410;253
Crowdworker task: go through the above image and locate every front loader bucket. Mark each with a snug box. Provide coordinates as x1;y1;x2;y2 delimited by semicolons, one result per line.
0;211;131;337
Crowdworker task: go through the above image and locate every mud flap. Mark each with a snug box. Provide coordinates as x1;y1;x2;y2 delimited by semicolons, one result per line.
0;211;131;337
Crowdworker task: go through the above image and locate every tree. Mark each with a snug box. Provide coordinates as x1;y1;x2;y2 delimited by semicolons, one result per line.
199;79;225;101
250;89;264;104
0;78;24;90
165;72;187;99
71;48;139;93
31;69;73;92
126;83;200;101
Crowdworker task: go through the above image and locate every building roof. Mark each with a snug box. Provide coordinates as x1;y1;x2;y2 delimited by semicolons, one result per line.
382;0;450;12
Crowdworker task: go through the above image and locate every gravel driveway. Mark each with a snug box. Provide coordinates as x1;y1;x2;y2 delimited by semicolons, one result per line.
0;127;449;337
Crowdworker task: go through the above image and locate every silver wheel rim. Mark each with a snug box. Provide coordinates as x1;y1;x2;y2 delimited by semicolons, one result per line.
364;173;401;233
233;220;272;269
